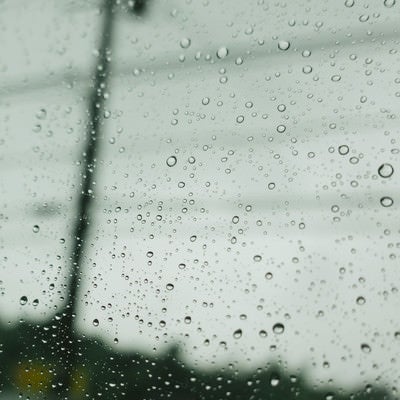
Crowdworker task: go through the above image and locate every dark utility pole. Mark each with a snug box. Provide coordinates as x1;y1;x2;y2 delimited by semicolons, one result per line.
57;0;116;397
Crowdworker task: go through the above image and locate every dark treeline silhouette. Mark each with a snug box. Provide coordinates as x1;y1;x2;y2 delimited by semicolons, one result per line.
0;319;392;400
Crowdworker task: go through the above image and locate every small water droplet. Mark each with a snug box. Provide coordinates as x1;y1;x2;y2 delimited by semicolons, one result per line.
253;255;262;262
166;156;177;167
19;296;28;305
270;373;280;387
378;163;394;178
278;40;290;51
180;37;191;49
184;316;192;324
32;225;40;233
166;283;175;291
32;299;39;306
265;272;273;280
233;329;243;339
216;46;229;59
338;145;349;155
380;196;394;207
36;108;47;120
361;343;371;353
356;296;366;305
93;318;99;327
259;330;268;338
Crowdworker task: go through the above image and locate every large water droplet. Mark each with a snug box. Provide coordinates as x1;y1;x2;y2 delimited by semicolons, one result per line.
338;145;349;155
216;46;229;59
384;0;396;7
270;373;280;387
378;163;394;178
272;323;285;334
19;296;28;305
166;156;177;167
278;40;290;51
380;196;394;207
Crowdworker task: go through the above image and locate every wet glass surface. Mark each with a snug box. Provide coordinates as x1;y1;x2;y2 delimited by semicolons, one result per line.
0;0;399;399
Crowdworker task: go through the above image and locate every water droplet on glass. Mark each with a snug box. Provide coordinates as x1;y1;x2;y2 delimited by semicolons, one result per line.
338;145;349;155
278;40;290;51
32;225;40;233
302;65;313;74
265;272;273;280
356;296;366;305
378;163;394;178
235;56;243;65
380;196;394;207
233;329;243;339
93;318;99;327
361;343;371;353
184;316;192;324
19;296;28;305
253;255;262;262
344;0;355;7
216;46;229;59
259;330;268;338
36;108;47;120
270;373;280;387
32;299;39;306
180;37;191;49
272;323;285;334
166;283;175;291
384;0;396;7
166;156;177;167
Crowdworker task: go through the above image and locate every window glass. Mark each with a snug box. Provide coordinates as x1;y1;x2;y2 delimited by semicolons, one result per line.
0;0;399;399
